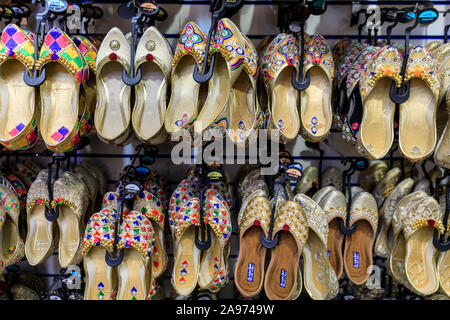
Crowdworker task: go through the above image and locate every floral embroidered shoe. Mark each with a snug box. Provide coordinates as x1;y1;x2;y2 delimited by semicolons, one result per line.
165;22;206;136
132;26;172;145
115;210;155;300
300;35;334;142
198;189;232;292
36;27;88;152
264;201;308;300
81;209;118;300
235;193;271;298
320;189;346;279
193;18;245;136
94;27;132;145
358;46;403;159
294;194;339;300
398;46;440;162
264;34;300;143
294;166;319;196
0;179;24;273
343;191;378;285
25;170;58;265
72;35;98;137
402;196;442;296
0;24;39;151
52;171;89;267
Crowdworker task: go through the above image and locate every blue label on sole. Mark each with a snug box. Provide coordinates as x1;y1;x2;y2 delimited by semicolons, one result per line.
247;263;255;282
353;252;360;269
328;250;331;260
280;269;287;288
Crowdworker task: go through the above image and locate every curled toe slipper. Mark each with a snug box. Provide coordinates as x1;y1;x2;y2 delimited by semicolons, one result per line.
372;167;401;208
359;161;388;192
294;166;319;196
311;186;336;204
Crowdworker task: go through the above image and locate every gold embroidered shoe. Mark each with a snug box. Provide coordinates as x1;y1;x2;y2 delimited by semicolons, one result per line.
402;196;442;296
398;46;440;162
319;189;347;279
193;18;245;136
322;167;343;191
81;161;107;200
25;170;58;265
434;92;449;169
374;178;414;258
264;34;300;143
434;43;450;104
294;166;319;196
295;194;339;300
300;35;334;142
132;26;172;145
437;231;449;297
0;24;39;151
358;46;403;159
312;186;336;204
81;209;118;300
372;167;402;208
36;27;88;152
235;194;271;298
164;22;206;136
360;161;388;192
264;201;308;300
94;27;132;145
52;171;89;267
343;191;378;285
74;164;98;214
0;179;24;273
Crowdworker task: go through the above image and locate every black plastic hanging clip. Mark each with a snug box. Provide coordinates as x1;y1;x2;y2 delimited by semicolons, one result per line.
45;153;66;222
194;165;214;251
432;170;450;252
291;2;310;91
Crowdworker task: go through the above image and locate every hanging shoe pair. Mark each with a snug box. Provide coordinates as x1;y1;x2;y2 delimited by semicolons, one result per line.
263;34;334;143
82;209;156;300
25;169;89;268
358;45;440;161
95;26;172;145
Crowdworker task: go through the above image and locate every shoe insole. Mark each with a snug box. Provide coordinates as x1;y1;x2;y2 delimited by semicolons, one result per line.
390;233;407;283
303;230;332;300
41;63;78;143
96;61;130;140
165;56;199;133
57;205;81;268
173;226;200;296
198;231;221;288
272;67;299;140
344;220;373;285
84;246;115;300
265;231;299;300
405;227;438;295
438;250;450;296
0;216;21;267
117;249;150;300
399;79;436;159
360;78;394;158
0;60;34;140
133;62;165;140
85;76;96;115
230;72;253;143
301;67;331;137
435;122;449;167
195;57;231;133
327;218;344;278
25;206;54;265
235;226;266;297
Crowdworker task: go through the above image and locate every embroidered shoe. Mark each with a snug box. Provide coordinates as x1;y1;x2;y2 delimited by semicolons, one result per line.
294;166;319;196
0;24;39;151
434;91;449;169
359;161;388;192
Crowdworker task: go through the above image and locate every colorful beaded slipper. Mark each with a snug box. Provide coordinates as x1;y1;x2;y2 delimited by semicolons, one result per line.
264;201;308;300
21;159;41;176
164;22;206;136
115;210;155;300
81;209;118;300
294;194;338;300
235;193;270;298
168;182;201;296
94;27;132;145
343;191;378;285
12;162;37;190
71;35;97;137
374;178;414;258
294;166;319;196
25;170;58;265
398;46;440;162
0;24;39;151
264;34;300;143
300;35;334;142
198;188;232;292
320;189;346;279
52;171;89;267
0;178;24;273
359;161;388;192
402;196;442;296
132;26;172;144
193;18;245;136
37;27;88;152
321;167;343;191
